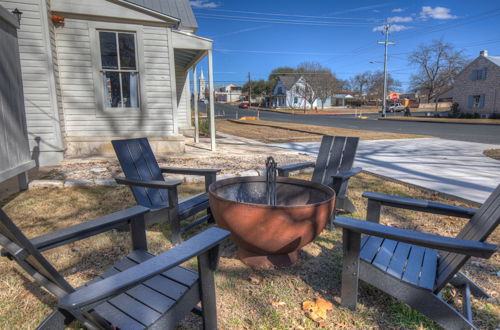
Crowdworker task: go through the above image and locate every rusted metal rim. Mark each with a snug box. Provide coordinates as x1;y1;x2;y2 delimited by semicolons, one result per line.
208;176;336;209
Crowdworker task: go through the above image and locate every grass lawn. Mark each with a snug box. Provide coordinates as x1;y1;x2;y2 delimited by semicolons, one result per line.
0;173;498;329
216;119;427;143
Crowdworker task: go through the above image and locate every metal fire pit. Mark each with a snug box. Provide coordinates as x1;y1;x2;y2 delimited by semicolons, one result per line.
208;176;335;268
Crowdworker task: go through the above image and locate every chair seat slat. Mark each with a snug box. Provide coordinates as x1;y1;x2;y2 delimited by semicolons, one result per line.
372;238;398;271
402;246;426;286
360;236;384;263
386;242;411;279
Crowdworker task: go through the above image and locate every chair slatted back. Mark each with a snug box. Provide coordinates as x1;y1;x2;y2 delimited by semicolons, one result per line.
0;209;73;297
112;138;168;209
311;136;359;188
435;185;500;292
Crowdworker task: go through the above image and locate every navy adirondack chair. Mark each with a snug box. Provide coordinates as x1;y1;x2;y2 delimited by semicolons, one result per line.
334;185;500;329
277;135;361;213
0;206;230;329
112;138;220;244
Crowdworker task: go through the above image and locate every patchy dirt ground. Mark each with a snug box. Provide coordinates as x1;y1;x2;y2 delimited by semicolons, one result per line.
0;172;498;329
484;149;500;161
216;119;427;143
31;136;315;181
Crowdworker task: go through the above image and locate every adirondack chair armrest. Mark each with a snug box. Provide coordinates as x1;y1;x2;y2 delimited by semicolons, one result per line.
277;162;315;176
160;167;221;176
333;216;497;258
362;191;478;218
114;177;183;189
30;206;150;252
58;227;230;311
332;167;362;180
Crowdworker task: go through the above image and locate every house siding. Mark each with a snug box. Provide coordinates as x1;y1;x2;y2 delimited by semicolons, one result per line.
55;19;176;137
452;56;500;114
0;0;64;165
175;66;191;128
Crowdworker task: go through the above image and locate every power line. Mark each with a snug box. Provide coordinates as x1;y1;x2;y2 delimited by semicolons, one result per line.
195;13;376;26
194;8;384;21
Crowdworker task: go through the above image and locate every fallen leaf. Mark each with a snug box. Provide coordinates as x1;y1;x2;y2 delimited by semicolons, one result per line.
271;301;286;307
302;297;334;322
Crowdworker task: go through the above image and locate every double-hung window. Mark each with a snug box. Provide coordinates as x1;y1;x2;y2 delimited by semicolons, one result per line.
99;31;139;109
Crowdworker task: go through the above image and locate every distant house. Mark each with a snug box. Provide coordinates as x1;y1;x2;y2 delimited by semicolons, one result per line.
272;76;315;109
1;0;213;165
452;50;500;115
215;84;242;103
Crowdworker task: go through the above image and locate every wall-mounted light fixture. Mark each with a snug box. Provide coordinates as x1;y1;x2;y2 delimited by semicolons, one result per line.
51;14;65;25
11;8;22;24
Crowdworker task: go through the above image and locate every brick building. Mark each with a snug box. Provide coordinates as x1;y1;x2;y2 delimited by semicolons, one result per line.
452;50;500;115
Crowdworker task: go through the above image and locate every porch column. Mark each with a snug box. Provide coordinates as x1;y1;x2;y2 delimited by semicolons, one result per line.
208;49;216;151
193;65;200;143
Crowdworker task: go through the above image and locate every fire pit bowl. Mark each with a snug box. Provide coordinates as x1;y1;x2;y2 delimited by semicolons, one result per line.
208;176;335;268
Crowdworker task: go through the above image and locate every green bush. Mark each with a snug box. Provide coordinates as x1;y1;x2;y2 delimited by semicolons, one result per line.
199;119;210;136
449;102;460;118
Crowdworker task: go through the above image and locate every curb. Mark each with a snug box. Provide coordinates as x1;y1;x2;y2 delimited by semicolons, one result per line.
379;118;500;126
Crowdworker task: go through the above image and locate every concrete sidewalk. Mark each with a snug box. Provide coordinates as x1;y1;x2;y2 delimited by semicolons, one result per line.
273;138;500;204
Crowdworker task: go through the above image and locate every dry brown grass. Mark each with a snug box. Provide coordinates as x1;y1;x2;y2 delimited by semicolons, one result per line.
484;149;500;161
381;117;500;124
216;119;427;143
0;174;498;329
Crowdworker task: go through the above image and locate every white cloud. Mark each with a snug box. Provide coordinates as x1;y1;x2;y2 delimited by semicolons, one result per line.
420;6;457;19
373;24;408;32
190;0;219;9
392;8;405;12
387;16;413;23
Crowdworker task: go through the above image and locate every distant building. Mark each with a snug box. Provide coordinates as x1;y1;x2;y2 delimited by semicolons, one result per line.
272;76;315;109
215;84;242;103
452;50;500;115
199;69;207;99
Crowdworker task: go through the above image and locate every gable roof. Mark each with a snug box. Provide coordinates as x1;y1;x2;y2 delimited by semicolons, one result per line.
277;75;298;90
486;56;500;67
125;0;198;30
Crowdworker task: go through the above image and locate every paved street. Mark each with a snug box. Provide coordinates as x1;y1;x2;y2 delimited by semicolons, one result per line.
273;138;500;204
208;103;500;144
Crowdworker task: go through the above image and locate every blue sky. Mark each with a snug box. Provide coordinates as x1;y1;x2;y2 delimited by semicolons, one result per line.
191;1;500;92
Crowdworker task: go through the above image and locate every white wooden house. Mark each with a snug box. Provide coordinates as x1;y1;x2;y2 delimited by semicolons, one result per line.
0;0;214;165
272;75;314;109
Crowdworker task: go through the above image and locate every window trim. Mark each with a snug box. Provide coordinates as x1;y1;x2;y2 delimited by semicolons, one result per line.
89;22;147;117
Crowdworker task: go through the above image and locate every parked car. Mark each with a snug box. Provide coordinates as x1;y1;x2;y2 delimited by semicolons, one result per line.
239;102;249;109
388;103;406;112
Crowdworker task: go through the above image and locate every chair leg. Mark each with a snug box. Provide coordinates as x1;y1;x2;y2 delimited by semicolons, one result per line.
450;271;491;299
198;249;218;330
36;309;74;330
340;229;361;310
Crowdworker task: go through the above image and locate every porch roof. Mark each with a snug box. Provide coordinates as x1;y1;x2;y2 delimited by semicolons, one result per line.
172;30;212;70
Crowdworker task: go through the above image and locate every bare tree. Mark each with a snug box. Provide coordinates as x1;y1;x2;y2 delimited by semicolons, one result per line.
366;71;401;105
294;77;315;112
315;72;340;110
296;62;338;111
349;71;371;99
408;39;467;110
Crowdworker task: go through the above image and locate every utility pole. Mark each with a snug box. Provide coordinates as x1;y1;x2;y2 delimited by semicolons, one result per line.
378;23;395;117
248;72;252;107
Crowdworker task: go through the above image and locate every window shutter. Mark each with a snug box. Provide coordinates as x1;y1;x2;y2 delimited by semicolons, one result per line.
480;94;485;108
470;71;475;80
483;68;488;80
467;95;473;108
